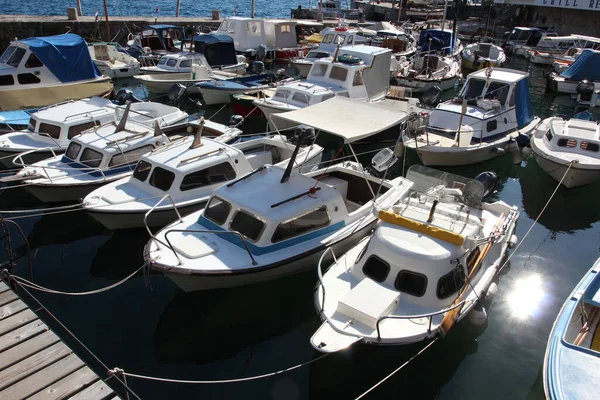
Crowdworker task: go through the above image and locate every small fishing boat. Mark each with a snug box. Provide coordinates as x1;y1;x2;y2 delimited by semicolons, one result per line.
502;27;558;57
544;257;600;400
547;49;600;94
395;53;461;93
192;35;248;74
254;45;392;130
0;109;36;134
140;51;246;76
310;165;519;352
403;67;540;166
83;122;323;230
0;33;113;110
5;102;189;203
88;43;141;79
461;42;506;71
194;74;289;106
144;98;412;291
375;30;418;59
530;115;600;188
126;24;187;63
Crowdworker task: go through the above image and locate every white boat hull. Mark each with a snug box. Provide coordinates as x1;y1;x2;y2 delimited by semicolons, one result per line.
26;181;109;204
533;151;600;188
395;75;458;93
96;63;141;79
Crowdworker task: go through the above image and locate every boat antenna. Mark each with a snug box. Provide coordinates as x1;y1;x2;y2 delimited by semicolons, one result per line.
454;98;467;147
190;117;205;149
280;125;314;184
153;120;163;137
115;101;132;133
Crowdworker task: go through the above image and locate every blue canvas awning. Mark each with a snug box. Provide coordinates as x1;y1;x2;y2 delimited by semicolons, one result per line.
515;78;534;129
21;34;101;83
192;34;237;67
192;34;233;45
560;49;600;81
419;29;454;55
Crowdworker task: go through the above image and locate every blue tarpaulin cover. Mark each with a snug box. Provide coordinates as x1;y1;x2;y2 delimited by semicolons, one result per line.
560;49;600;81
418;29;454;55
515;77;534;129
192;34;234;45
21;34;101;83
193;34;237;67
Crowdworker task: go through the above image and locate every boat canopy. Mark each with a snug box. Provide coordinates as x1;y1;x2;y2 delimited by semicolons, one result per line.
193;34;237;67
418;29;454;54
146;24;186;49
20;34;101;83
515;78;534;129
560;49;600;81
270;97;407;143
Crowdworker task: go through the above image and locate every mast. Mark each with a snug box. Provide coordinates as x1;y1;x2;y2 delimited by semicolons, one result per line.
176;0;181;17
252;0;255;18
451;0;458;53
76;0;82;16
441;0;448;32
484;0;493;40
103;0;110;42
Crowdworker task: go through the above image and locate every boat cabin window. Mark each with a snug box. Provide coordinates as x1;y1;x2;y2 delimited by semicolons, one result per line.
166;59;177;67
158;58;168;65
329;66;348;82
484;82;510;104
27;118;37;132
487;120;498;132
274;89;290;99
353;71;364;86
292;92;309;105
0;46;17;63
179;162;236;191
545;131;553;142
38;122;62;139
557;138;577;148
362;255;390;283
230;209;265;242
437;266;466;299
218;21;227;31
133;160;152;182
347;35;354;45
149;166;175;191
17;73;41;85
0;75;15;86
462;78;486;99
394;270;427;297
68;120;101;139
248;21;261;36
80;148;104;168
25;53;43;68
334;34;346;45
65;142;82;160
6;47;26;68
204;196;232;225
271;206;330;243
322;34;334;44
180;59;192;68
109;145;154;168
509;88;516;107
311;63;328;77
280;24;292;33
580;141;599;152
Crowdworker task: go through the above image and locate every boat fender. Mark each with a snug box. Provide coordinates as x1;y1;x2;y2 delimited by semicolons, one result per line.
393;140;405;157
467;302;487;326
576;80;595;103
508;234;518;249
521;146;532;158
485;282;499;301
508;139;521;164
228;115;244;128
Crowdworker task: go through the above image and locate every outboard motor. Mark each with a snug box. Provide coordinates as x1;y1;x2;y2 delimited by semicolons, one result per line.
228;114;244;129
250;61;265;75
367;148;398;177
292;125;316;145
256;44;267;61
474;171;498;199
421;86;443;106
576;80;595;103
114;89;142;105
167;83;187;105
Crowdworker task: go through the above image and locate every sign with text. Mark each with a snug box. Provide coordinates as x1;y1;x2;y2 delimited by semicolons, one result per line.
495;0;600;9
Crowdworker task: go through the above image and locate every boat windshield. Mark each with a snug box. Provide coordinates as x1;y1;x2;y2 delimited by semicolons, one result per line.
204;196;232;225
0;46;17;64
461;78;486;99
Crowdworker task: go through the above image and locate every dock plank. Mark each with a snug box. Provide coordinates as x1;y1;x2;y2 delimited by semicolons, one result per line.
0;299;28;320
0;353;85;400
0;330;61;372
0;341;72;391
0;290;18;307
0;281;9;294
67;379;115;400
0;309;37;336
28;366;100;400
0;319;47;352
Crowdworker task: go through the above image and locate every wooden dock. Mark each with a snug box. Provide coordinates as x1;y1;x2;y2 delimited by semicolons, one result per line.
0;280;119;400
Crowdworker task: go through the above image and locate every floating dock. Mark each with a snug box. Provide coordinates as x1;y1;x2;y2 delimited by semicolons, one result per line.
0;280;119;400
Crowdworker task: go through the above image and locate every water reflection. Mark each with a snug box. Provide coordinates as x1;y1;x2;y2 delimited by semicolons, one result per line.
507;273;545;321
90;230;149;280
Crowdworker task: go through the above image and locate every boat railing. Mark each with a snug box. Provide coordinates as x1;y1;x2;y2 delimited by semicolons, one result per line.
35;132;63;149
160;229;258;266
63;108;106;122
374;300;466;341
144;193;183;238
13;151;109;182
12;147;59;167
37;99;75;112
317;247;339;314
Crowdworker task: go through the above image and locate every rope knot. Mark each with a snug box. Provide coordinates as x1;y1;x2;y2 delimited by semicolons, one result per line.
109;367;124;376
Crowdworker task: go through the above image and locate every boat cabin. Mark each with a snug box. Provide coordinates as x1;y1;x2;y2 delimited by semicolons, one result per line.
505;27;544;46
133;25;186;52
542;118;600;157
145;52;209;73
0;33;102;90
418;29;456;55
217;17;301;54
193;34;238;68
318;27;367;54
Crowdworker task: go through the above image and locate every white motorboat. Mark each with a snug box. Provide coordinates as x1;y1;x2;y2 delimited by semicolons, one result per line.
193;73;290;106
547;49;600;95
0;34;112;110
255;45;392;130
84;124;323;230
88;43;141;79
144;98;412;292
140;52;246;76
530;114;600;188
7;102;189;203
543;257;600;400
395;52;461;93
311;165;519;352
375;29;418;59
191;34;248;75
502;27;558;57
461;42;506;71
403;67;540;166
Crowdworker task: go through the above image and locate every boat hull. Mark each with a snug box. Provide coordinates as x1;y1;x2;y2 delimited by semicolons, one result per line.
461;57;503;71
0;79;113;111
395;75;458;93
26;180;113;204
532;151;600;188
96;64;141;79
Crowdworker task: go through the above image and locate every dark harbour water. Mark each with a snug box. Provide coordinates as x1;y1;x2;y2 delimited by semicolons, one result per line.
2;56;600;400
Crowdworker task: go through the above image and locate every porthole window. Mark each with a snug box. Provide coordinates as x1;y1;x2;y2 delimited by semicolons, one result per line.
437;266;466;299
362;255;390;283
394;270;427;297
580;141;599;152
545;131;553;142
557;138;577;148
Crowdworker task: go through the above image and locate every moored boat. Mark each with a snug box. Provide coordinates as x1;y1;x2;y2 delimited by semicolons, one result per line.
88;42;141;79
461;42;506;71
547;49;600;94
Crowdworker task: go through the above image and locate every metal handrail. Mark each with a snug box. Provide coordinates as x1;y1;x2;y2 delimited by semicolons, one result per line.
144;193;184;238
317;247;338;314
162;229;258;266
12;147;58;168
375;300;467;341
63;109;105;122
35;132;63;149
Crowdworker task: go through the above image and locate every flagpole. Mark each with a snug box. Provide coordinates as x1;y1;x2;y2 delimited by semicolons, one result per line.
103;0;110;42
176;0;181;17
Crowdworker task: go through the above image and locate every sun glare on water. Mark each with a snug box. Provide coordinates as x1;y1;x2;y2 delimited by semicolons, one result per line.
507;274;544;320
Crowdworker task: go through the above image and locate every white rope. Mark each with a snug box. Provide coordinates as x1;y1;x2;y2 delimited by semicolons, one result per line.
355;338;439;400
111;353;329;384
10;263;146;296
0;203;83;214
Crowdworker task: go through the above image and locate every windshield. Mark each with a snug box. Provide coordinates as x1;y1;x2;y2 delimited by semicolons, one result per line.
0;46;16;64
461;78;486;99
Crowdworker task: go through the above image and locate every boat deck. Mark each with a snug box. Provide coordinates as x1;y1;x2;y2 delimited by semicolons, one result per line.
0;281;119;400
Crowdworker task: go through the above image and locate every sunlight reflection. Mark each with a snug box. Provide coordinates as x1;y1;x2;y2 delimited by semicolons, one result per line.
507;274;544;320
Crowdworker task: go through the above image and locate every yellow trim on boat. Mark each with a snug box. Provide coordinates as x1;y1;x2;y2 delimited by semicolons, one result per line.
378;210;465;246
591;318;600;352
